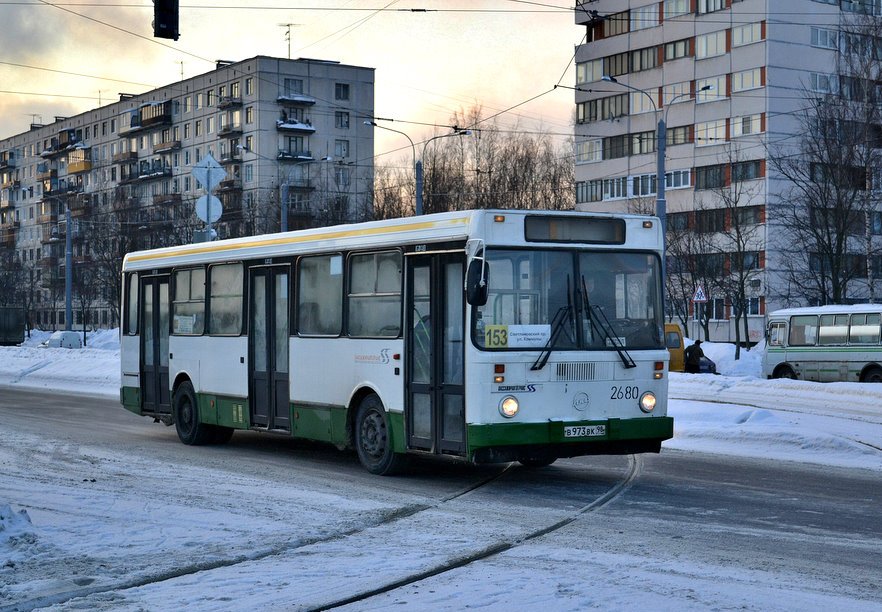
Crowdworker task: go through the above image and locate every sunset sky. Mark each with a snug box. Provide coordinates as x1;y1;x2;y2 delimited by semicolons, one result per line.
0;1;582;160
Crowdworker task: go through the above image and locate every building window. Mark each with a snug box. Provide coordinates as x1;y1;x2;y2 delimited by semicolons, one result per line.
284;78;303;96
244;163;253;182
732;114;763;137
697;76;726;102
334;139;350;158
695;164;726;190
667;125;691;146
736;206;763;225
733;22;764;47
603;135;629;160
231;81;240;97
603;177;629;200
576;139;602;164
667;169;691;189
732;160;763;182
662;81;691;104
184;96;191;113
696;209;726;233
630;91;656;114
698;0;726;14
632;173;657;197
630;46;659;72
630;4;659;30
245;77;253;95
195;120;202;137
664;39;691;61
335;111;350;129
603;11;629;37
733;68;763;92
663;0;690;18
696;30;727;59
335;83;350;101
810;72;838;94
576;59;603;84
194;93;202;110
245;106;254;124
695;120;727;146
603;52;630;78
630;130;656;155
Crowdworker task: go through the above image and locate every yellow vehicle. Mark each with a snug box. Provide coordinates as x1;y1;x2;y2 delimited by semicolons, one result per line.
665;324;685;372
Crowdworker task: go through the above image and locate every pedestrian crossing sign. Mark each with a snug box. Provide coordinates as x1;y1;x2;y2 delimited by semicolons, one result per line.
692;286;707;302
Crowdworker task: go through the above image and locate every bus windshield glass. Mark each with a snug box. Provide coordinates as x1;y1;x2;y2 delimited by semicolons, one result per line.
472;249;663;350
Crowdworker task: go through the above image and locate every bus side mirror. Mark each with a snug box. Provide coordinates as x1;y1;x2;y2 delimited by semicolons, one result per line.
465;257;488;306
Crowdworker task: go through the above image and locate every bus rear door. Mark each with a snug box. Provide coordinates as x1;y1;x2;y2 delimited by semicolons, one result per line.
406;253;466;456
140;274;171;415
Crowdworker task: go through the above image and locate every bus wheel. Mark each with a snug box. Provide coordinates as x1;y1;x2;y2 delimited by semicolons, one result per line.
173;381;213;445
774;365;796;380
355;394;406;475
518;457;557;468
862;367;882;383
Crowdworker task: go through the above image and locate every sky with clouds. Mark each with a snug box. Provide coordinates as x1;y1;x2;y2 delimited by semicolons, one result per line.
0;1;581;158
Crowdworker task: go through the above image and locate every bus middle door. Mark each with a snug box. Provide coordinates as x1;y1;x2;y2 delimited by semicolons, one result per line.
406;253;465;456
140;274;171;415
248;265;290;431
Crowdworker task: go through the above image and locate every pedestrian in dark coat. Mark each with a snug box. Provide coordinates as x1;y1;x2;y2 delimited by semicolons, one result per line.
684;340;704;374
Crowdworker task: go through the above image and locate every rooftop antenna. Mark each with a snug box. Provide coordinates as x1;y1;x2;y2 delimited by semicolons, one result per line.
278;23;301;59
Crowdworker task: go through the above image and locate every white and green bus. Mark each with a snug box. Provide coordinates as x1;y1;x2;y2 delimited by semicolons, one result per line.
120;209;672;474
762;305;882;382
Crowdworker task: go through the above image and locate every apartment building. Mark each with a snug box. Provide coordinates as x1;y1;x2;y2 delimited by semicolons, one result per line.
574;0;879;342
0;56;374;329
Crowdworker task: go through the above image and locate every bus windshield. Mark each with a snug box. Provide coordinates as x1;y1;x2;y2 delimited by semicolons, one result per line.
472;249;663;351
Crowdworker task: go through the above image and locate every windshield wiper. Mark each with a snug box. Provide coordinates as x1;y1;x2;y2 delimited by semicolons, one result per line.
531;276;575;371
581;276;636;369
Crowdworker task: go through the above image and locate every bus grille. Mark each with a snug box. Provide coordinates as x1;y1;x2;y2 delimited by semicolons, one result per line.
555;362;610;381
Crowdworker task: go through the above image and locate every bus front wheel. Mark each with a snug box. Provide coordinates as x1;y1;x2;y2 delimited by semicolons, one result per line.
355;394;406;476
173;381;214;445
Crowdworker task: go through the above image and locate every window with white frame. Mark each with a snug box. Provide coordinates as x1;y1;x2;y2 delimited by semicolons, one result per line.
576;139;602;164
697;76;726;102
632;173;657;196
733;22;763;47
576;59;603;84
731;114;763;137
695;120;727;146
630;91;656;114
662;81;691;105
667;169;691;189
811;27;839;50
732;68;762;92
603;177;628;200
663;0;690;18
630;4;659;30
696;30;727;59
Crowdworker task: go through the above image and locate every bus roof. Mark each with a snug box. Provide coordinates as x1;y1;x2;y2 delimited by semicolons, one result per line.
768;304;882;319
122;209;662;272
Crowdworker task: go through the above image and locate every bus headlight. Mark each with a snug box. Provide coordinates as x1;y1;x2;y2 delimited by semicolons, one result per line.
639;391;657;413
499;395;519;418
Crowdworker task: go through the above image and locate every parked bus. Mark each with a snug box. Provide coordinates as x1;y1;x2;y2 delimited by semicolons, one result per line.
762;305;882;382
119;210;673;474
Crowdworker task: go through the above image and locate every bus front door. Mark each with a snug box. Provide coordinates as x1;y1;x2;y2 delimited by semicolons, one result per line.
141;275;171;415
249;266;290;431
406;255;466;456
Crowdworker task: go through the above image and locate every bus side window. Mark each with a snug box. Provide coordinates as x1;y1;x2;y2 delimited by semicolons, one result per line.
788;315;817;346
768;322;785;346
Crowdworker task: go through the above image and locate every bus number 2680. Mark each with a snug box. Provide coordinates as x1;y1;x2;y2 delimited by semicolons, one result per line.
610;385;639;400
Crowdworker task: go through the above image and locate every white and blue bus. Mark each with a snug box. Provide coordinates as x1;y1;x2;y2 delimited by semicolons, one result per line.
120;210;672;474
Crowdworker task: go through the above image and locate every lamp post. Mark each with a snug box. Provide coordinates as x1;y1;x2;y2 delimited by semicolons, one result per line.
64;201;71;331
600;76;711;316
365;121;470;216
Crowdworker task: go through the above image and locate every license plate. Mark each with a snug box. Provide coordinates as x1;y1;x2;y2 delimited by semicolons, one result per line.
564;424;606;438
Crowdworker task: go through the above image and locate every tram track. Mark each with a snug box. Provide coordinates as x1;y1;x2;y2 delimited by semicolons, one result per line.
5;462;517;612
309;454;643;612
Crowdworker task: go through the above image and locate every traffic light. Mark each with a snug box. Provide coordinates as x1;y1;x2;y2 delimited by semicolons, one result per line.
153;0;179;41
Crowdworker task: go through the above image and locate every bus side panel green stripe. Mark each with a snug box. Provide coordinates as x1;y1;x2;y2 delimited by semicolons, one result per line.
120;386;141;415
198;394;249;428
467;416;673;450
388;411;405;453
292;403;349;447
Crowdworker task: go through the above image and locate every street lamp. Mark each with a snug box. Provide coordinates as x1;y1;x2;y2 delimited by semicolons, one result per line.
46;194;72;330
237;144;330;232
365;121;471;216
600;75;711;315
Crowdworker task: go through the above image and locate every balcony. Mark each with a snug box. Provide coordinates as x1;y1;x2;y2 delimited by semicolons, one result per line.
0;198;12;210
153;140;181;154
68;160;92;174
0;152;16;170
218;96;243;109
219;152;242;164
40;129;80;158
276;93;316;106
278;150;313;162
120;102;173;135
1;178;20;190
36;211;58;226
153;193;182;206
36;164;57;181
69;196;91;216
276;118;315;134
218;123;243;138
113;150;138;163
218;178;242;192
